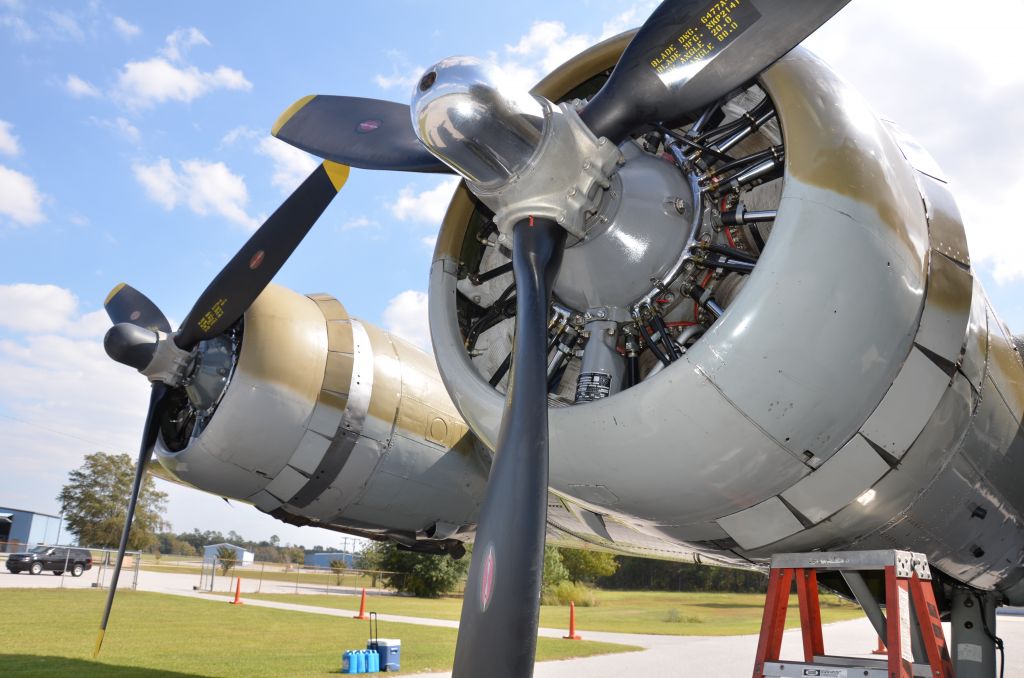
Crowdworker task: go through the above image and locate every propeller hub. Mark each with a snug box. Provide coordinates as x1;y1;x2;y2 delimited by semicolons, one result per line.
411;56;545;190
412;57;623;240
104;323;160;372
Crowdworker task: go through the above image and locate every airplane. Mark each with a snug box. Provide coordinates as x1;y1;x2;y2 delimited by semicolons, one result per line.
91;0;1022;676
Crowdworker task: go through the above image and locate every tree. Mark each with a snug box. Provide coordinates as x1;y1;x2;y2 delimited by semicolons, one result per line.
330;558;348;585
57;452;167;550
543;545;569;589
216;545;238;575
558;548;619;583
375;543;469;598
356;542;387;588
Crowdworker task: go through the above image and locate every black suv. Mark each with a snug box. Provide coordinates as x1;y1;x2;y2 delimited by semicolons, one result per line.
6;546;93;576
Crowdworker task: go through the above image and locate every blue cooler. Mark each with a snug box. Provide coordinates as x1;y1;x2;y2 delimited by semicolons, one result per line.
375;639;401;671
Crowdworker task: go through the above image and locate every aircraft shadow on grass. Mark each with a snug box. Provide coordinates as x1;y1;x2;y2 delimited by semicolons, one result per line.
0;655;212;677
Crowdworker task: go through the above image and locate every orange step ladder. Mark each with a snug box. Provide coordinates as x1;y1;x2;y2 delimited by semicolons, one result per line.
752;550;955;678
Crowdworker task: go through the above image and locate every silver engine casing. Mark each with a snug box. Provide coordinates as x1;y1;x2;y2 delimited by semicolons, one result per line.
428;39;1024;600
154;284;490;547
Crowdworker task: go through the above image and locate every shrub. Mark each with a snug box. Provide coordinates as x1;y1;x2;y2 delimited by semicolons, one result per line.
330;559;348;585
216;545;237;576
662;608;703;624
541;580;597;607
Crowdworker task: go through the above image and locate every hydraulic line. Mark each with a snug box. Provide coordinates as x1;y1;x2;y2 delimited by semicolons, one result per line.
465;282;516;350
489;352;512;387
707;145;782;176
634;313;671;367
707;155;783;196
651;313;682;360
695;98;772;145
695;254;756;274
720;206;777;226
688;283;724;319
471;261;513;285
692;242;758;263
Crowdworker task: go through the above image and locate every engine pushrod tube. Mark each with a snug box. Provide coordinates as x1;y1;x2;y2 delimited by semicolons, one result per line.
721;207;777;226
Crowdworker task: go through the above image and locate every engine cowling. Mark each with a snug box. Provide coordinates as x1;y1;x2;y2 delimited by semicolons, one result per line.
154;284;489;551
428;35;1024;599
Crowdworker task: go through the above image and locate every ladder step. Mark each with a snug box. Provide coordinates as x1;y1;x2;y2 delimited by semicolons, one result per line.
763;659;935;677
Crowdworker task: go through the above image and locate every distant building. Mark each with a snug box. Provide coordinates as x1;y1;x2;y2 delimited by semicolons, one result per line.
202;542;254;567
304;551;356;569
0;506;65;552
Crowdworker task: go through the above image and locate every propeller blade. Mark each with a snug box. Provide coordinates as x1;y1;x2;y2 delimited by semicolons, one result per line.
104;283;171;333
452;216;566;678
175;160;349;351
580;0;851;142
272;95;452;174
93;381;167;658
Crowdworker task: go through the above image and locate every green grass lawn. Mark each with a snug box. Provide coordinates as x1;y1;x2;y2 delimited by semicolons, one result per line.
228;589;862;636
0;589;637;677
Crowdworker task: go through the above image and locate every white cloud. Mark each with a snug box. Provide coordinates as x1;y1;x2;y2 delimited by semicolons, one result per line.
341;216;378;231
0;120;20;156
133;158;257;230
112;117;140;142
45;10;83;41
112;15;140;39
0;284;150;512
257;136;318;194
161;27;209;62
374;67;422;92
91;116;141;143
112;28;250;109
506;21;594;77
0;14;35;41
0;164;44;225
220;124;259;146
0;284;110;338
390;177;459;224
115;58;251;109
372;51;424;92
802;0;1024;282
66;73;101;98
383;290;431;351
0;284;78;333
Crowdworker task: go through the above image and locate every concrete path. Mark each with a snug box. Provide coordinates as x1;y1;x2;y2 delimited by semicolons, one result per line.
4;568;1024;676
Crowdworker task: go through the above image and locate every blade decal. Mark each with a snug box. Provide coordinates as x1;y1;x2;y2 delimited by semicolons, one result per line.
480;543;496;613
648;0;762;84
103;283;172;333
272;95;452;174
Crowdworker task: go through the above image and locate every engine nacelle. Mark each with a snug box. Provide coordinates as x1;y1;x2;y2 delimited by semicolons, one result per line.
154;284;489;551
428;35;1024;598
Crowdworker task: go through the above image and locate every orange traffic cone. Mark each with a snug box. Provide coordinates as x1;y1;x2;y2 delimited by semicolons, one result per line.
230;577;244;606
563;600;582;640
354;587;369;619
872;635;887;655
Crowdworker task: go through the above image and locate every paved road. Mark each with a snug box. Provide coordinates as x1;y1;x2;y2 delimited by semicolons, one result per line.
0;565;380;597
3;568;1024;676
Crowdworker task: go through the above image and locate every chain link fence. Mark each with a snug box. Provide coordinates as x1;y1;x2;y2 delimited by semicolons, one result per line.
1;540;142;590
192;557;407;596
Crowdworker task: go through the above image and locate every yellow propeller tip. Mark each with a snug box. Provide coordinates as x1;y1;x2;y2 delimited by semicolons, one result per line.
271;94;316;137
92;628;106;658
322;161;351;192
104;283;127;307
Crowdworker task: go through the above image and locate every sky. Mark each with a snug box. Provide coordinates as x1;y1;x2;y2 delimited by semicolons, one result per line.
1;0;1022;548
